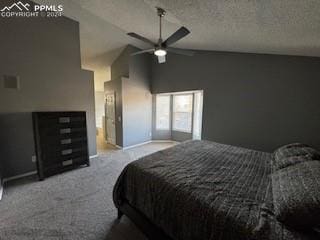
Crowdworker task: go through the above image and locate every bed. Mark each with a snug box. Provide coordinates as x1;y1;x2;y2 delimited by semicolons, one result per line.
113;140;320;240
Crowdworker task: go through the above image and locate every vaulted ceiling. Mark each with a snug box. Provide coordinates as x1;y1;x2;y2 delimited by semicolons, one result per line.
35;0;320;88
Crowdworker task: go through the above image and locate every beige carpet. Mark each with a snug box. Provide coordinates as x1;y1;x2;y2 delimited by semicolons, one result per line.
0;142;176;240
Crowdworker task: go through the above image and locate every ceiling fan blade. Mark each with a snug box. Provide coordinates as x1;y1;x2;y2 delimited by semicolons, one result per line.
131;49;154;56
158;55;166;64
127;32;155;46
163;27;190;46
167;47;195;56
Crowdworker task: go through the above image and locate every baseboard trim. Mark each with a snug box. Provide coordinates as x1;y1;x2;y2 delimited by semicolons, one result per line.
122;141;152;150
122;140;176;150
104;141;122;149
3;171;37;183
4;155;99;183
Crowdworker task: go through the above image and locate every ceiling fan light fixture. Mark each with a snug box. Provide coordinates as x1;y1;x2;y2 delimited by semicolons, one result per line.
127;7;193;63
154;49;167;56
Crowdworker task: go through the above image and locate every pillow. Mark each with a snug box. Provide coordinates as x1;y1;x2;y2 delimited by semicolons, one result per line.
274;143;319;159
276;142;310;150
272;161;320;229
273;155;312;170
273;143;320;170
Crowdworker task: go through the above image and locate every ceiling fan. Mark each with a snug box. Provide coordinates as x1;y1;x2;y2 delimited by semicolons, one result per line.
127;7;195;63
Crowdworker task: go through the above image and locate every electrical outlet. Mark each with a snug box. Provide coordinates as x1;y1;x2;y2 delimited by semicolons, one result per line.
31;155;37;163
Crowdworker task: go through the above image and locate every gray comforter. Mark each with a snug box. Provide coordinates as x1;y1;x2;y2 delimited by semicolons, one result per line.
113;140;318;240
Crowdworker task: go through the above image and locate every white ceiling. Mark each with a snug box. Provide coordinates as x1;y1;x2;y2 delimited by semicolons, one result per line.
35;0;320;83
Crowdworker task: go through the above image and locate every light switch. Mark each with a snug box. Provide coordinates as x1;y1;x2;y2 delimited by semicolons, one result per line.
31;155;37;163
3;75;20;89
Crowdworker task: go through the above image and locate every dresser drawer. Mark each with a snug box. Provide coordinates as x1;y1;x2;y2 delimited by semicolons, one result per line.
41;134;88;148
42;152;88;166
38;115;86;125
43;156;88;177
33;111;90;180
41;143;88;160
39;123;87;137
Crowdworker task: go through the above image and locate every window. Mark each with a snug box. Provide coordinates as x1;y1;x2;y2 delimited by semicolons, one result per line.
156;95;170;130
154;91;203;139
172;94;193;132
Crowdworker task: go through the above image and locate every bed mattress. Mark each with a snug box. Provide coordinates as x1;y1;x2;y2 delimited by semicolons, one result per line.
113;140;318;240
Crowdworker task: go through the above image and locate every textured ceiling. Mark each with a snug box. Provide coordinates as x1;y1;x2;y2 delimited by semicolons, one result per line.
64;0;320;56
35;0;320;83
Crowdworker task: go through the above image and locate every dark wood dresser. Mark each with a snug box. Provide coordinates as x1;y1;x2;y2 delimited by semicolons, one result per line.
32;111;90;180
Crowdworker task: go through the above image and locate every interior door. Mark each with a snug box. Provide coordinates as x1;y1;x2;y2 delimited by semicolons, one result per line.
105;92;116;145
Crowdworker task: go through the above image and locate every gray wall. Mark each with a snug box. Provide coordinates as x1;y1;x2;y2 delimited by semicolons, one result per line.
152;51;320;152
0;113;35;178
111;47;130;80
123;47;152;147
0;9;96;178
106;45;152;147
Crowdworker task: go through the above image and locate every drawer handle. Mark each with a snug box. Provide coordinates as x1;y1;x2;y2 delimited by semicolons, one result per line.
62;159;73;166
59;117;70;123
61;149;72;155
61;138;72;144
60;128;71;134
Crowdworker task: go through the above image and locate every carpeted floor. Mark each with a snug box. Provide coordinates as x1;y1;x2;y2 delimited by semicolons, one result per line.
0;142;176;240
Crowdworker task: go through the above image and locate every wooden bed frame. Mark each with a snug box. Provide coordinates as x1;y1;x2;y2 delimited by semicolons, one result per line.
117;200;173;240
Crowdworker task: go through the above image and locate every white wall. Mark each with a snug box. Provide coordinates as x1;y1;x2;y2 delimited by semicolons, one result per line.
94;66;111;92
94;66;111;128
94;91;105;128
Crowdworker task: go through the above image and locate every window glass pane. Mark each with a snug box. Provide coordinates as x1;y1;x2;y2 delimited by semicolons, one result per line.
156;95;170;130
173;94;193;132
